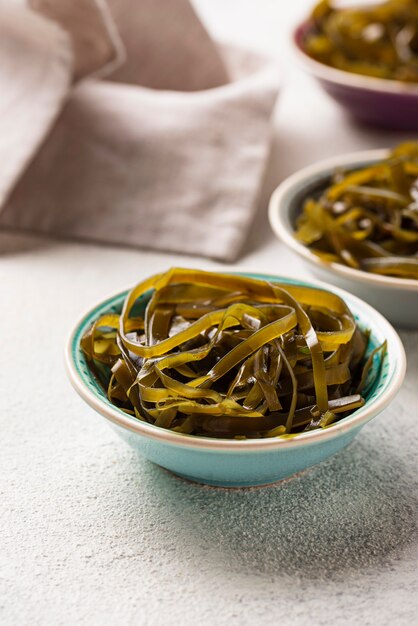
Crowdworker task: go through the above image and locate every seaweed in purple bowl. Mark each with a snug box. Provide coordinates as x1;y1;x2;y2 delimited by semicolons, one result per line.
294;20;418;130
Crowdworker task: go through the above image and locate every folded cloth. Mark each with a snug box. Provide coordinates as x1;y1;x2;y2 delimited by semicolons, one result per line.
28;0;125;81
105;0;230;90
0;3;72;209
0;0;280;261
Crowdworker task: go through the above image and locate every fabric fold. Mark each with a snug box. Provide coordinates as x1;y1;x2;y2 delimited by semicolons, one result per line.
105;0;230;90
28;0;125;81
0;1;280;261
0;3;73;209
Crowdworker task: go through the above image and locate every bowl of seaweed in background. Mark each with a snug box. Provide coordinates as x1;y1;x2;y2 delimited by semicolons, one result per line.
268;149;418;328
65;272;405;488
294;0;418;130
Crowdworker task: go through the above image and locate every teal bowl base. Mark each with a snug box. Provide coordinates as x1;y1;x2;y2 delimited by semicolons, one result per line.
166;467;313;489
113;423;362;488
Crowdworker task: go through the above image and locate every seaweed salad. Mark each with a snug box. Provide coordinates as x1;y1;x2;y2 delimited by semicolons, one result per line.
304;0;418;82
81;269;385;439
296;142;418;280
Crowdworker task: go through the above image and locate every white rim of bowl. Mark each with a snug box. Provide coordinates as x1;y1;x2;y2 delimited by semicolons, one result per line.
268;149;418;293
292;22;418;96
65;274;406;452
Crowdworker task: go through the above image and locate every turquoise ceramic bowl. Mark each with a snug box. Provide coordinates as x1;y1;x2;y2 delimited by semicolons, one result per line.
65;273;406;488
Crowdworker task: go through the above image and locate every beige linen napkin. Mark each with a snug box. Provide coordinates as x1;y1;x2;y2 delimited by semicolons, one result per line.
0;0;123;208
28;0;125;81
105;0;230;90
0;0;280;261
0;3;72;209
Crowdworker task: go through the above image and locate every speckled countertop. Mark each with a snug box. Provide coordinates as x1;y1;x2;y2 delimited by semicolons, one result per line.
1;2;417;625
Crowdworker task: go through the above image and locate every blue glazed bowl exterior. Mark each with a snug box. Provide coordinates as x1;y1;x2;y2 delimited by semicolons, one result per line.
66;273;405;488
111;422;361;487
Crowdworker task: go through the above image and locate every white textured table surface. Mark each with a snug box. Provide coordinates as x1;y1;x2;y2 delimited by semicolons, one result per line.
1;2;417;625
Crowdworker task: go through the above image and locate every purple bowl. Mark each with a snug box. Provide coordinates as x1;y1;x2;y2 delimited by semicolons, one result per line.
294;22;418;130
